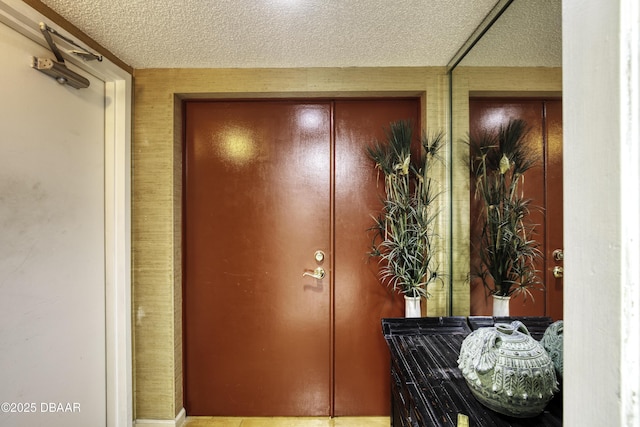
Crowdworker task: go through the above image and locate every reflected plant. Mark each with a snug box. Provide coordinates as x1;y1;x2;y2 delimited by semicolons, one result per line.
467;119;543;299
367;120;444;298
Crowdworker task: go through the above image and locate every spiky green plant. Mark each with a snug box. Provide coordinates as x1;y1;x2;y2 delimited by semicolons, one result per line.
467;119;543;299
367;120;444;298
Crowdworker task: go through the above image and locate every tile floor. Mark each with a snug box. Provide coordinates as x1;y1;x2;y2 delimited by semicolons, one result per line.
184;417;390;427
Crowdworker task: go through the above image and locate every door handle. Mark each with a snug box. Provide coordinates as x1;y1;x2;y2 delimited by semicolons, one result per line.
303;267;325;280
552;266;564;279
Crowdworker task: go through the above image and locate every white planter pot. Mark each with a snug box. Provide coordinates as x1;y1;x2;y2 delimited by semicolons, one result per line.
492;295;511;317
404;295;422;318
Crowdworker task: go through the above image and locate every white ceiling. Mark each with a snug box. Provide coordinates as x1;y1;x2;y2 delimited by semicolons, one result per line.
37;0;561;70
462;0;561;67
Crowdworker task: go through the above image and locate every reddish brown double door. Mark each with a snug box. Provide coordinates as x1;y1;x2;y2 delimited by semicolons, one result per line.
469;98;563;320
183;99;419;416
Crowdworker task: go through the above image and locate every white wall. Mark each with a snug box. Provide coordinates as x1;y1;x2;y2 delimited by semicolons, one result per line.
563;0;640;425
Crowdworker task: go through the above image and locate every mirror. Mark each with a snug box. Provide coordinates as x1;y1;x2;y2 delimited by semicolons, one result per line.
448;0;562;316
453;0;561;68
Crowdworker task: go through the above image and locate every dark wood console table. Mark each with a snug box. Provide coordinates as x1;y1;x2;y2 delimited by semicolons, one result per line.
382;316;562;427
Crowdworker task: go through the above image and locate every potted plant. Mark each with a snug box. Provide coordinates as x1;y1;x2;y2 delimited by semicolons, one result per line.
367;120;444;317
467;119;543;316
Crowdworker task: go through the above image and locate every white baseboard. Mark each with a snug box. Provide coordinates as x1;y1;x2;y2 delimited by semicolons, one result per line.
135;408;186;427
175;408;186;427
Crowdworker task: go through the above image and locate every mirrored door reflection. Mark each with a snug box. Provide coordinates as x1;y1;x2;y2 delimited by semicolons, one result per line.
448;0;562;318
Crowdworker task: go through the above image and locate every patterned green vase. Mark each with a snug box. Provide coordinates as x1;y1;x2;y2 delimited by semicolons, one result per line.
541;320;564;380
458;321;559;418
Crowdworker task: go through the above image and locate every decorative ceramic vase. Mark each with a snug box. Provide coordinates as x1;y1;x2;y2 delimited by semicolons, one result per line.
404;295;421;318
492;294;510;316
458;321;558;418
541;320;564;380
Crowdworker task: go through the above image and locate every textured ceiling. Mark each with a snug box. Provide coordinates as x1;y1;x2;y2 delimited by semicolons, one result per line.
37;0;560;70
461;0;561;67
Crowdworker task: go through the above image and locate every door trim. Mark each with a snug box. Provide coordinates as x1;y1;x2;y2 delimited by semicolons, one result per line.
0;2;133;426
329;102;337;414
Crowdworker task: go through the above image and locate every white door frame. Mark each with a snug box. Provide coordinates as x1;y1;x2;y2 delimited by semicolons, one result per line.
0;1;133;426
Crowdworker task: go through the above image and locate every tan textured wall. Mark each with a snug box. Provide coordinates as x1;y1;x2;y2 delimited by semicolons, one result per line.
132;67;451;420
449;66;562;316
